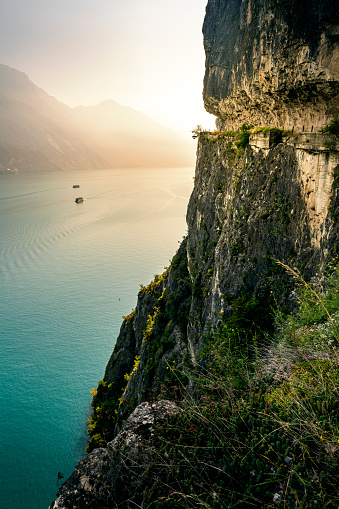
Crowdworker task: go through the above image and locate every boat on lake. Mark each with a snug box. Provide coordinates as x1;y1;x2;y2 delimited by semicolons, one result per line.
75;197;84;203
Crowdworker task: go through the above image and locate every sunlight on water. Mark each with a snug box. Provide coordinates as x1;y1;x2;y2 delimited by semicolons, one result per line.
0;167;194;509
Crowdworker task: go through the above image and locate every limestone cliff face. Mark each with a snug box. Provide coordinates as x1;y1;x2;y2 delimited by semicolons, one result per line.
51;401;179;509
186;131;339;355
51;133;339;508
103;244;190;433
203;0;339;131
103;132;339;424
51;2;339;506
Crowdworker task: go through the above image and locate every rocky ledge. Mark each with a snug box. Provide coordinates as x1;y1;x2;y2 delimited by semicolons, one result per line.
203;0;339;132
50;401;179;509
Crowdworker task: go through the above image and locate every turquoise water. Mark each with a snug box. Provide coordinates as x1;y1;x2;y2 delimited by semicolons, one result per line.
0;167;193;509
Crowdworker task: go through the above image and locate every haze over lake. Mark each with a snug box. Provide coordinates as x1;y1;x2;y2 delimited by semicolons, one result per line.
0;167;194;509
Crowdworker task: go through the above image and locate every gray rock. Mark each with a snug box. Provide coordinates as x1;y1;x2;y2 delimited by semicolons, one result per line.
203;0;339;132
50;401;179;509
186;133;339;355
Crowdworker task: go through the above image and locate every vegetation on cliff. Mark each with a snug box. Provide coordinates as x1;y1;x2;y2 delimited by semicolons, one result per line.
142;261;339;508
44;0;339;504
86;241;192;453
76;257;339;508
79;129;339;507
320;117;339;140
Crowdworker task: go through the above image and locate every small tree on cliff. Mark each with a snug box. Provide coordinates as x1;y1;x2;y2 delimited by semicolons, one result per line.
191;125;203;139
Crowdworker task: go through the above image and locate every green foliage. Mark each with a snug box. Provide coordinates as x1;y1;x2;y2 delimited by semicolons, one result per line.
225;290;275;338
258;211;269;219
196;123;291;154
320;117;339;149
139;262;339;508
165;242;192;333
139;271;168;295
250;126;280;134
214;181;223;191
82;257;339;507
250;126;286;143
124;355;140;383
196;124;295;152
122;309;135;322
320;116;339;139
86;240;192;455
140;244;192;400
235;123;253;149
83;180;339;506
229;240;245;257
277;258;339;328
86;380;120;453
86;245;191;453
219;130;237;137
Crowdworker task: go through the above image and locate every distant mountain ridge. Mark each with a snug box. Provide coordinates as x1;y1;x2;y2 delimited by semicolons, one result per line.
0;64;195;171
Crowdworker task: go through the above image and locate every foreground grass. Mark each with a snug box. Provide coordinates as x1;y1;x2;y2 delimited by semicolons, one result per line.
142;263;339;508
83;261;339;508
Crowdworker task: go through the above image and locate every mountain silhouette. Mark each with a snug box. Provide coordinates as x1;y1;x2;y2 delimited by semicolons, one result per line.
0;64;195;172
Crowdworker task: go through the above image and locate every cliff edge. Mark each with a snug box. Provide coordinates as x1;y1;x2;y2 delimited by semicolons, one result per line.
51;1;339;507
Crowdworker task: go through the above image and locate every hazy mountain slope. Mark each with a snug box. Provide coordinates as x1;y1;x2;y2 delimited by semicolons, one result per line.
0;64;195;171
72;100;196;168
0;65;108;171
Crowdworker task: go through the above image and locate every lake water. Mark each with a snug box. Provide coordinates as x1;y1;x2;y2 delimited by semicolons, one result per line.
0;167;194;509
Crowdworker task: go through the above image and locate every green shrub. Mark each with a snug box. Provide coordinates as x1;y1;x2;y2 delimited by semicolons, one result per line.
142;261;339;508
235;123;253;149
320;116;339;139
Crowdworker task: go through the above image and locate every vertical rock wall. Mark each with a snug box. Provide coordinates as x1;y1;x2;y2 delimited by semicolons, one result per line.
186;132;339;354
51;2;339;506
203;0;339;131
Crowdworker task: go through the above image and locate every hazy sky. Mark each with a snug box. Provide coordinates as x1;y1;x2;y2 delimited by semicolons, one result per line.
0;0;216;139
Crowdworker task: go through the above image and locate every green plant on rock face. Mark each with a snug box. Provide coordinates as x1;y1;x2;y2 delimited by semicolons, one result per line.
320;116;339;139
139;271;168;295
124;355;140;383
261;263;339;504
137;261;339;508
122;309;135;322
235;123;253;149
86;380;120;453
219;130;237;137
81;260;339;508
320;117;339;150
259;211;269;219
249;126;284;144
274;258;339;333
229;240;245;257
